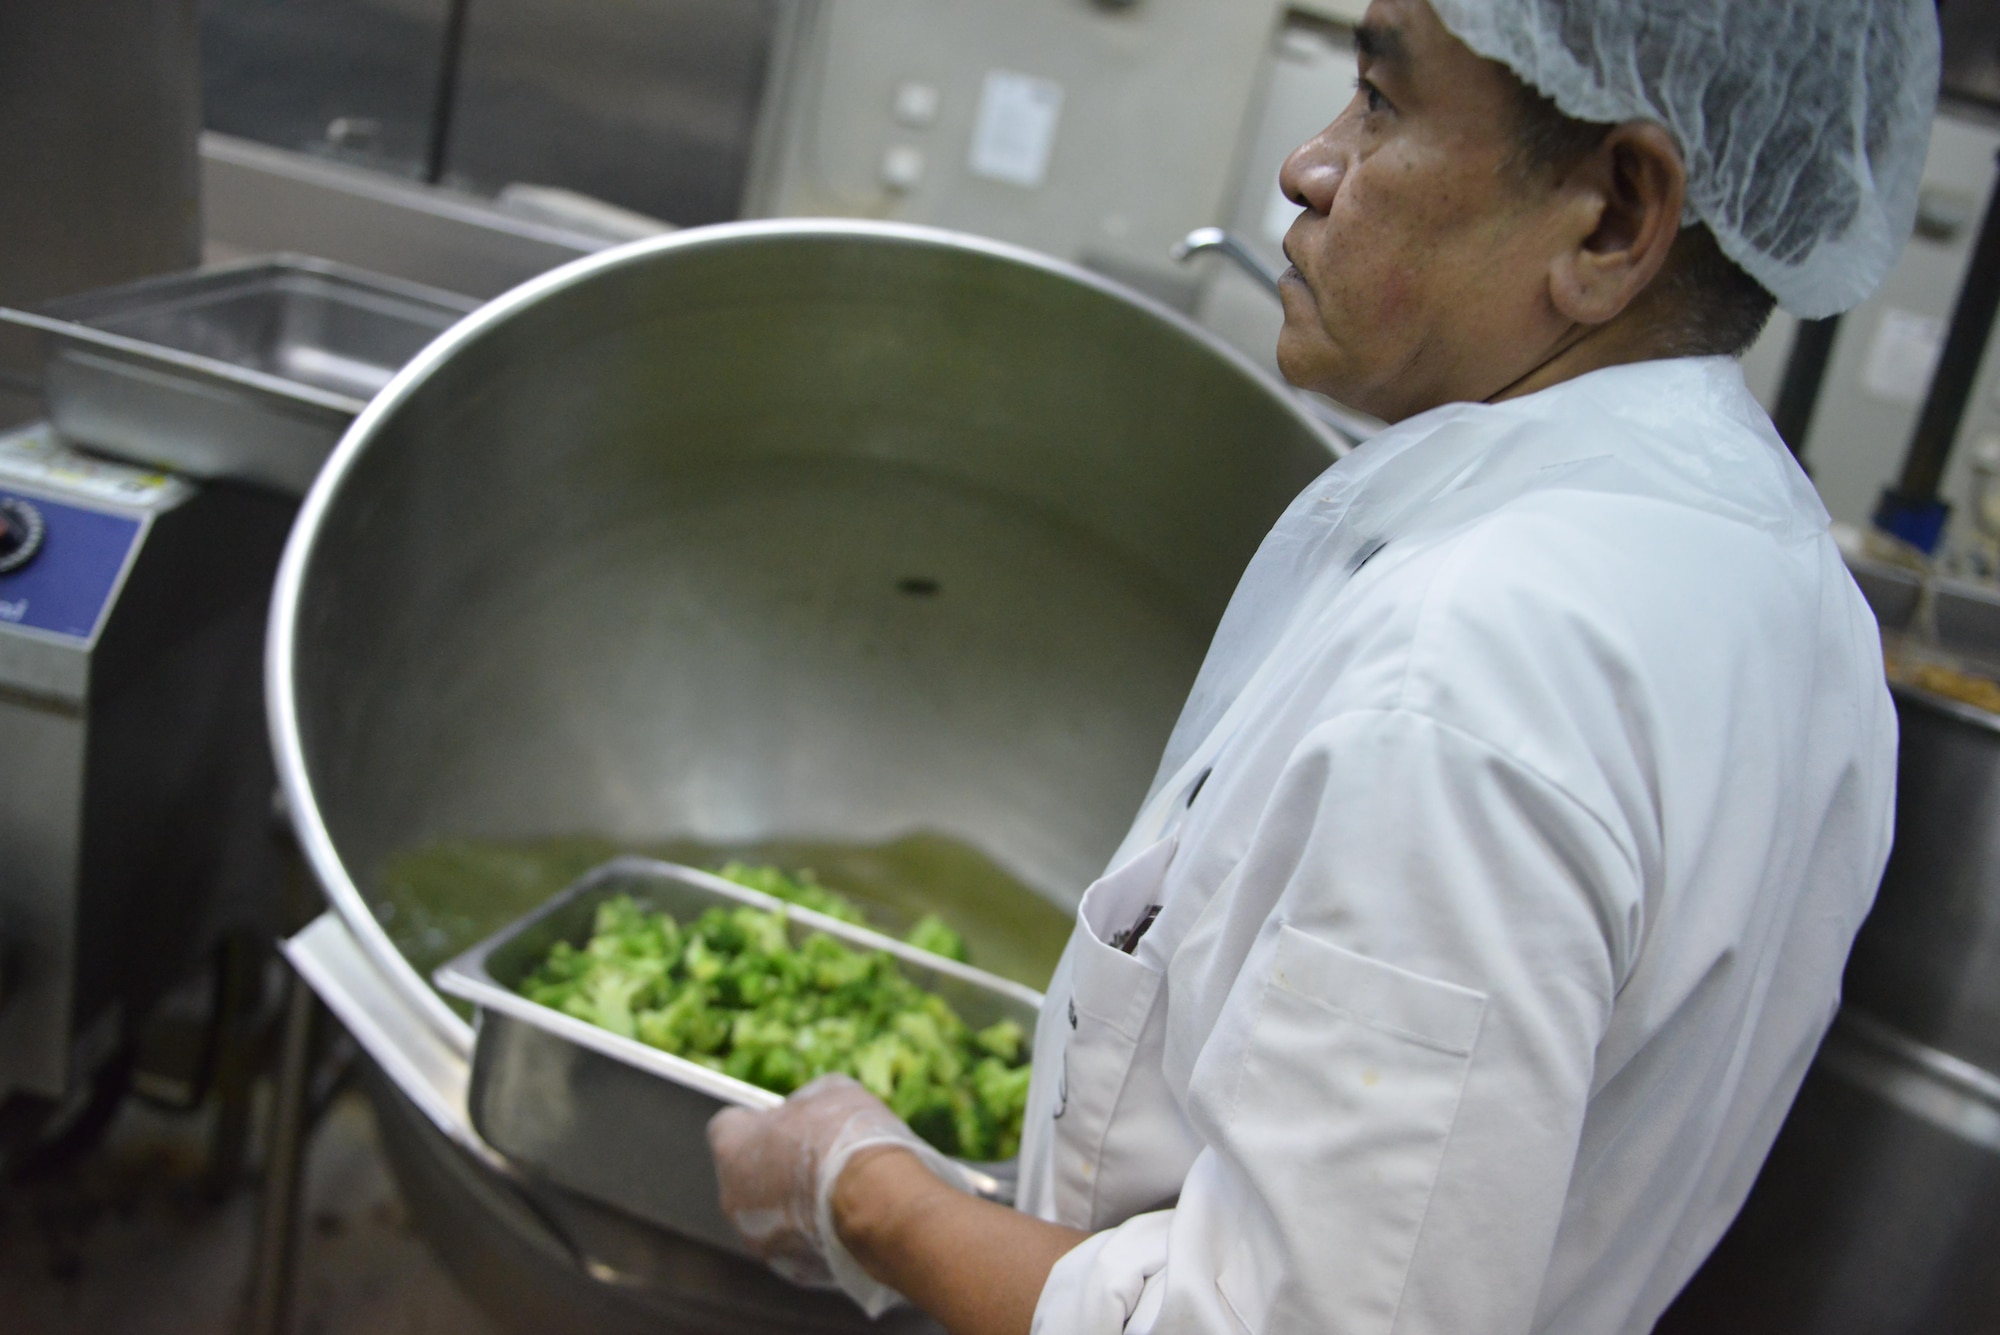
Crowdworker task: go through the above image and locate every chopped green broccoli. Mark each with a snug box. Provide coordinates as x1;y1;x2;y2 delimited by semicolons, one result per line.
904;913;970;963
716;861;866;924
522;897;674;1038
975;1018;1026;1063
713;862;974;965
516;886;1033;1161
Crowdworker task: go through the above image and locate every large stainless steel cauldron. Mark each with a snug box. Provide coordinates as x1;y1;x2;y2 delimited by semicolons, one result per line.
270;221;1338;1331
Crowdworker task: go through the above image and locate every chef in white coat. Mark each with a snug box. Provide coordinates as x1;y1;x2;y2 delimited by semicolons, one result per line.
708;1;1941;1332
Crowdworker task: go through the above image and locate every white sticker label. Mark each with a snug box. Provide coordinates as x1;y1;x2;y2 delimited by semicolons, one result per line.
1862;308;1946;406
0;425;191;510
969;70;1064;189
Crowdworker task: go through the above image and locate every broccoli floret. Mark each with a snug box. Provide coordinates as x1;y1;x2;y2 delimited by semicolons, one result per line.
904;913;970;962
519;939;587;1010
682;933;725;984
635;980;726;1055
975;1018;1026;1063
518;897;672;1038
717;861;867;924
794;1015;862;1077
972;1057;1033;1158
716;862;975;967
556;954;664;1039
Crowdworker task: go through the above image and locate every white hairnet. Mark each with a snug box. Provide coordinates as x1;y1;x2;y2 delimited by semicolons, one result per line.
1427;0;1941;318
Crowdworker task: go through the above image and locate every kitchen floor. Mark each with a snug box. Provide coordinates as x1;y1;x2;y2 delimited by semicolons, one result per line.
0;1087;502;1335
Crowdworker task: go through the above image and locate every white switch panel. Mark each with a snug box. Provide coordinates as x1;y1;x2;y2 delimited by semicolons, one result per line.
749;0;1294;290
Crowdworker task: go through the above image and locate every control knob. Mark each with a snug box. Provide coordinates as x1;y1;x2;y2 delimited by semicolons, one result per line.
0;496;45;575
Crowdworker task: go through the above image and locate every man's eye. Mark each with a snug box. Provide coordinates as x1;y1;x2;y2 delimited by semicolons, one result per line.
1355;77;1388;114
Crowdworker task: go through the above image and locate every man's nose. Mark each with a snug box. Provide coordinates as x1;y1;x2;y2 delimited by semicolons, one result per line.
1279;127;1345;216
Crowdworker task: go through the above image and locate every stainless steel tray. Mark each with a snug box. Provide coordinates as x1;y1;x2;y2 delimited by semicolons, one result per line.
1846;554;1924;634
0;256;477;496
434;857;1042;1255
1933;575;2000;660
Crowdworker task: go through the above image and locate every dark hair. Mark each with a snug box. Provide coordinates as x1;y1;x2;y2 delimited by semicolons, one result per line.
1507;82;1778;358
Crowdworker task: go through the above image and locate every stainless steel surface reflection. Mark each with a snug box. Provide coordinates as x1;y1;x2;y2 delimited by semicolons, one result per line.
1845;687;2000;1076
361;1056;941;1335
271;219;1338;1054
0;0;202;424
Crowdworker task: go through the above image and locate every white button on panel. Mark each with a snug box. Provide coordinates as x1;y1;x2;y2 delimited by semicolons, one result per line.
893;81;941;129
881;144;927;192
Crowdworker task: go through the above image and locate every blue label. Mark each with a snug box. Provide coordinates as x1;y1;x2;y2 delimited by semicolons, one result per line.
0;490;143;641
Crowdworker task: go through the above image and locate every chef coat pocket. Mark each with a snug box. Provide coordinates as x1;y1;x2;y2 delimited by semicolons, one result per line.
1070;832;1177;1038
1213;926;1486;1335
1045;835;1178;1229
1079;833;1176;960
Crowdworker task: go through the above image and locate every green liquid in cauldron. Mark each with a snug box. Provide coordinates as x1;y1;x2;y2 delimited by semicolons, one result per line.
376;832;1076;998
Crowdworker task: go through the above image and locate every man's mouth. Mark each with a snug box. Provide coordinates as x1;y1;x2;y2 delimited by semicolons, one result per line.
1278;243;1307;287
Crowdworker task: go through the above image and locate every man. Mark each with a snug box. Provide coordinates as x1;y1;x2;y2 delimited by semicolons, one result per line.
708;1;1940;1331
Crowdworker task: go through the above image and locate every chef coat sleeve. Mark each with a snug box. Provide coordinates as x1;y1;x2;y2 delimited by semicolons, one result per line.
1033;704;1640;1335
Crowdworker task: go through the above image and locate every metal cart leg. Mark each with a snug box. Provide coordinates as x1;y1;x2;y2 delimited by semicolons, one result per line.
244;964;318;1335
204;929;271;1200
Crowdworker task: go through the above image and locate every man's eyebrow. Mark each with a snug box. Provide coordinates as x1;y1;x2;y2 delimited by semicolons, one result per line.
1354;22;1408;66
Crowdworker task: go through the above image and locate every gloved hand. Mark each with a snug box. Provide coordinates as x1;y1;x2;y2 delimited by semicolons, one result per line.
707;1073;971;1315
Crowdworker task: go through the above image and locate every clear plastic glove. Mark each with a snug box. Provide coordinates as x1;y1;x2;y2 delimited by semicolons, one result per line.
707;1073;971;1316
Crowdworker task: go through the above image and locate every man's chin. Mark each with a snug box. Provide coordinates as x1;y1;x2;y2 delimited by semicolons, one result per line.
1274;326;1340;395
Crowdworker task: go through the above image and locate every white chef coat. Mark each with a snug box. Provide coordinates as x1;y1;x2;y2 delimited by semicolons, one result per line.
1017;357;1898;1335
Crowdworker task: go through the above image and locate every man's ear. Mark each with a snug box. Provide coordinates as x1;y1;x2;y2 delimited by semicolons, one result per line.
1547;121;1686;327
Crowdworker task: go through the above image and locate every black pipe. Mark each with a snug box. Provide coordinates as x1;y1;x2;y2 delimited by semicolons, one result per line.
1893;148;2000;504
1771;315;1842;462
424;0;473;186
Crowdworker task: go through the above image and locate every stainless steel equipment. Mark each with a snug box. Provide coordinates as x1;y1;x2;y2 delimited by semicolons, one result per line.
2;258;478;497
0;0;202;428
270;220;1339;1331
199;0;785;226
436;857;1038;1251
1172;228;1281;299
200;134;615;301
1845;553;1925;631
1659;575;2000;1333
1941;0;2000;112
0;426;293;1100
444;0;785;224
